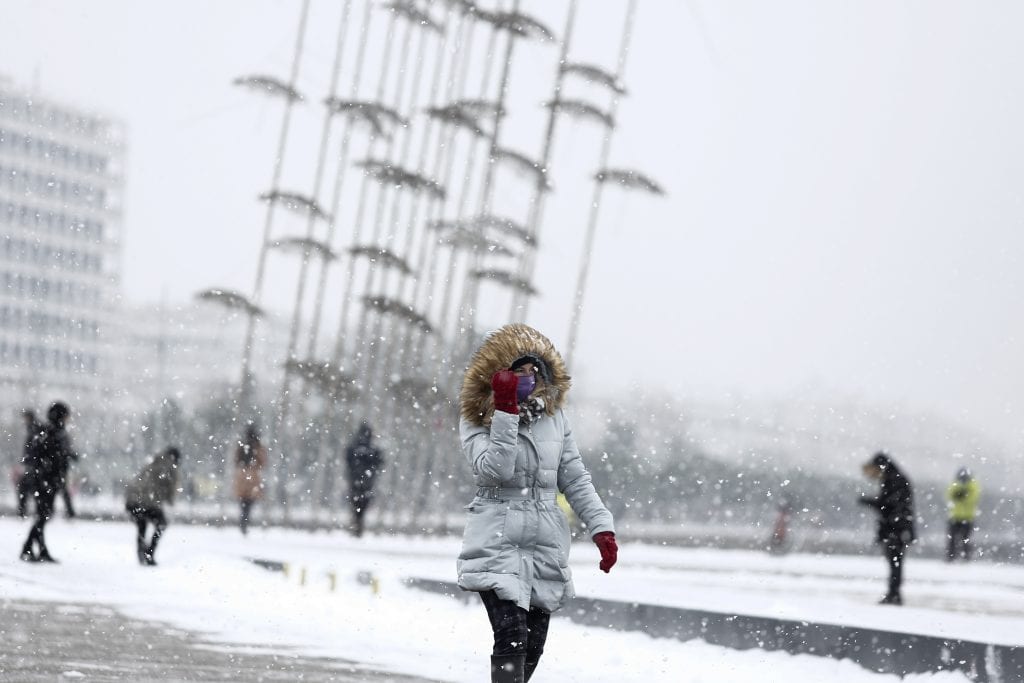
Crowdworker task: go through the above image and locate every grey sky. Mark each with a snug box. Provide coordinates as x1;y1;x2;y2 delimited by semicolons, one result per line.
3;1;1024;451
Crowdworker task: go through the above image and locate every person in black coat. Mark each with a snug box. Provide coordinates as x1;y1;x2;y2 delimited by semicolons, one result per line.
20;402;76;563
858;452;916;605
16;409;42;518
345;421;383;538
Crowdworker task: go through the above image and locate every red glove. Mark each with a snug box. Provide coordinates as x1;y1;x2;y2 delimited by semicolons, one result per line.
491;370;519;414
593;531;617;573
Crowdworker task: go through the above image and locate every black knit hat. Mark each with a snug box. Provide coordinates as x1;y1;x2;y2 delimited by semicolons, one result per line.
867;451;892;469
510;353;552;384
47;401;70;425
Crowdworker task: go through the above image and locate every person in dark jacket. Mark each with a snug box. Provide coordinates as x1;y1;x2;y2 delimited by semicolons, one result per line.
858;452;915;605
20;401;75;563
345;421;382;538
125;446;181;566
16;408;41;518
55;416;79;519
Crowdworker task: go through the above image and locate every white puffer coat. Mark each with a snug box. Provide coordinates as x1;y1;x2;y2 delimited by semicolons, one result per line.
456;324;614;612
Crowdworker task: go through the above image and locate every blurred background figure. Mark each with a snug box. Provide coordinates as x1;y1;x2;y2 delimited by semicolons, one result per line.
55;413;79;520
858;452;915;606
234;424;267;535
19;401;75;563
345;421;382;538
15;408;41;518
125;446;181;566
769;496;794;555
946;466;980;562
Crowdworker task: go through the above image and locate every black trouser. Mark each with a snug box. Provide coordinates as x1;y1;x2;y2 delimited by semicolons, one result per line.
947;520;973;560
479;589;550;666
22;485;56;557
16;474;32;517
239;499;254;535
350;490;373;537
127;504;167;561
59;477;75;518
883;537;907;598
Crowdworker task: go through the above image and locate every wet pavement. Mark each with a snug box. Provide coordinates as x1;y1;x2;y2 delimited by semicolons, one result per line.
0;599;437;682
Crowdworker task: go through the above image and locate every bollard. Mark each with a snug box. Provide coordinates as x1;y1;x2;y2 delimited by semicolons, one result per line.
282;563;290;579
371;576;380;595
299;567;307;586
327;571;337;592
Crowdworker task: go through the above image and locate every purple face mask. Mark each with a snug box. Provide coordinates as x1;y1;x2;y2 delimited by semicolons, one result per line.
516;374;536;403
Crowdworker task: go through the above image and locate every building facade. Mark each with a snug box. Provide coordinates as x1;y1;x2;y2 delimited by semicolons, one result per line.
0;77;124;422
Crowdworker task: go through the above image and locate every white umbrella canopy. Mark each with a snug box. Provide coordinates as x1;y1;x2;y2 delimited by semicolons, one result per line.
425;104;489;138
348;245;415;276
324;98;408;139
471;268;537;296
270;236;338;261
356;160;446;200
194;288;264;318
543;97;616;129
492;147;550;190
594;167;666;196
258;190;331;221
381;0;444;34
431;223;517;258
362;295;434;333
480;9;556;43
561;61;627;95
232;74;304;103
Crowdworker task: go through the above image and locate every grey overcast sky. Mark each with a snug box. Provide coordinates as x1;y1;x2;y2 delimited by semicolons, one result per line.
3;1;1024;451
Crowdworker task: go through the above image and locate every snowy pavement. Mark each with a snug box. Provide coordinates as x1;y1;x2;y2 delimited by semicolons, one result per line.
0;599;428;682
0;517;1003;681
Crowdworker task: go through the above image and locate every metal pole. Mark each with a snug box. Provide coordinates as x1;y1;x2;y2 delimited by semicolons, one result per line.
565;0;639;370
238;0;312;413
512;0;579;321
451;0;521;352
270;0;357;515
306;0;376;359
331;10;403;367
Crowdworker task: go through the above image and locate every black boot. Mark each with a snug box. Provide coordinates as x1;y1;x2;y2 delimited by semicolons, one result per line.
879;593;902;606
137;538;148;566
524;657;540;682
491;655;525;683
36;548;58;563
20;543;35;562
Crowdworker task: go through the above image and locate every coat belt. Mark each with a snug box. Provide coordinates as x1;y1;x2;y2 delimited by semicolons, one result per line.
476;486;557;501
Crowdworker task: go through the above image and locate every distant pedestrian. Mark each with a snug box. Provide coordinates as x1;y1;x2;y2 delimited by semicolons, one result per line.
234;424;267;535
19;401;76;563
345;421;382;538
769;497;793;554
55;417;79;520
125;446;181;566
15;408;42;518
457;324;617;682
946;467;980;562
858;452;915;605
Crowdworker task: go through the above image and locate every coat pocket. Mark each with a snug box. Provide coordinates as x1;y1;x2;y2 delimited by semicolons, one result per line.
458;501;507;572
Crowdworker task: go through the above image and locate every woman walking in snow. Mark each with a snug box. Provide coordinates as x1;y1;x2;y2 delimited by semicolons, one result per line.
457;324;618;682
234;424;267;535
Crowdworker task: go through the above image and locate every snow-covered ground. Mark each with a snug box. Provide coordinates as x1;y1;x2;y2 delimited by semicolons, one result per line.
1;517;1004;682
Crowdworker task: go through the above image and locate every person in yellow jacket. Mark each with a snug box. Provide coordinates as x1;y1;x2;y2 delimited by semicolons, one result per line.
946;467;980;561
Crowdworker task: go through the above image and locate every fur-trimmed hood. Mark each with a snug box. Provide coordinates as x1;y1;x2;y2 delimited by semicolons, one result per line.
460;324;571;427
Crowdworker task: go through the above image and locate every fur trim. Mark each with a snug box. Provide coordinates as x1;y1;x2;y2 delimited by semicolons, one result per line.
460;324;571;426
